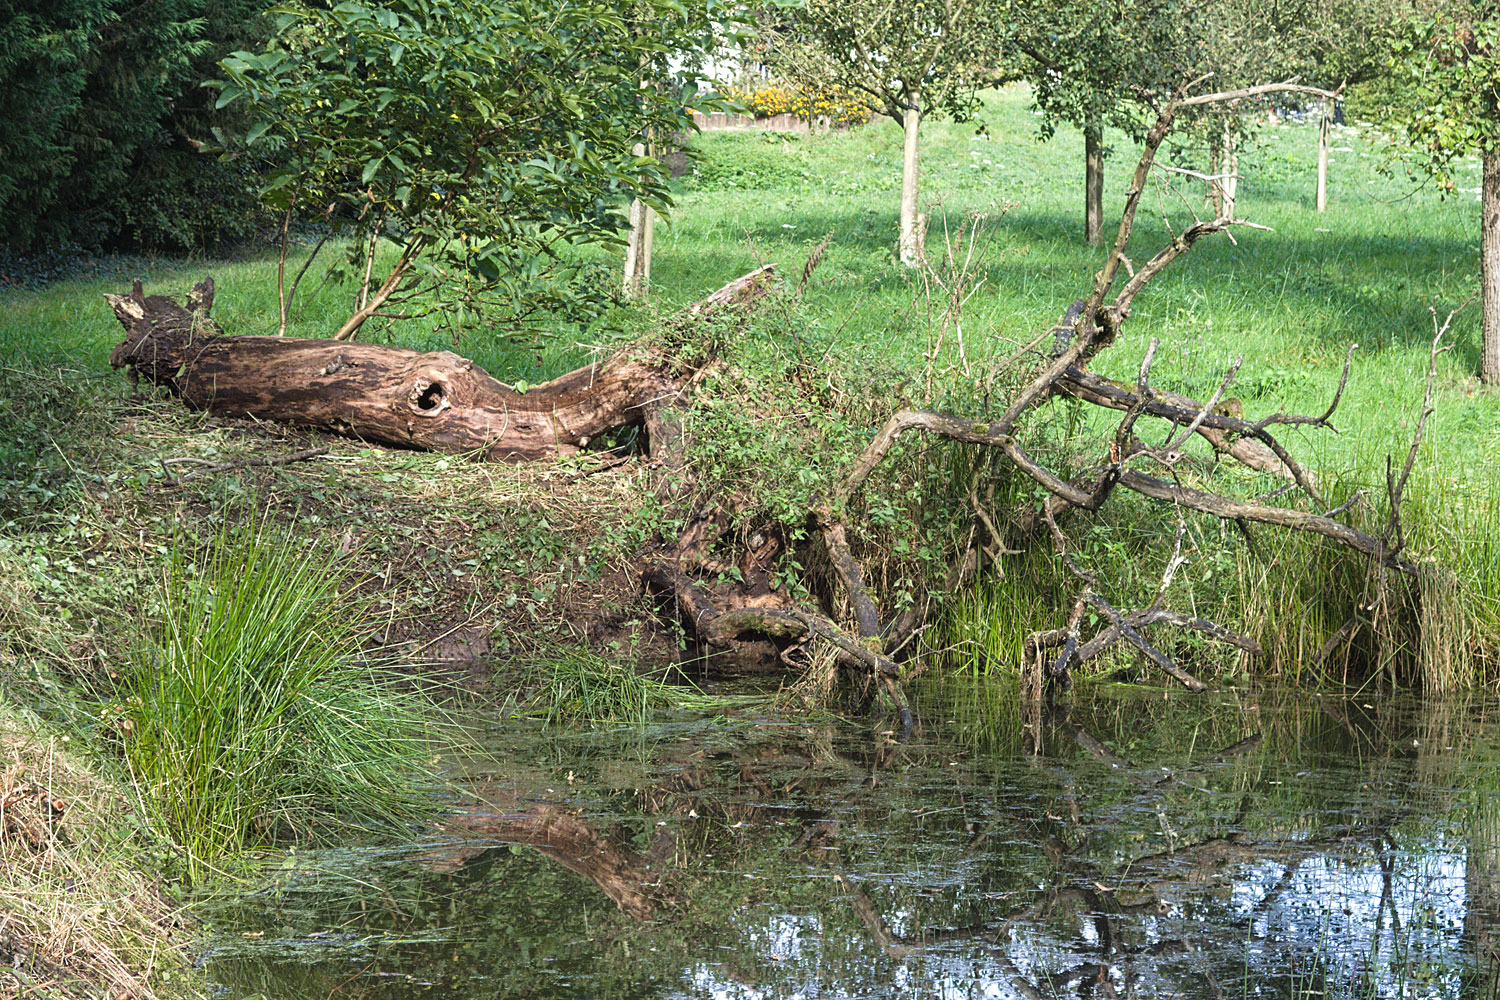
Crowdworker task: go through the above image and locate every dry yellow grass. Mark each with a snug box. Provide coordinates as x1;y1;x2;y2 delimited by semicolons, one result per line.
0;704;198;1000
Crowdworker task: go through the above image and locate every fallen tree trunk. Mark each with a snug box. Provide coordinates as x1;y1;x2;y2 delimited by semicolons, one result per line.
107;267;775;462
105;266;923;709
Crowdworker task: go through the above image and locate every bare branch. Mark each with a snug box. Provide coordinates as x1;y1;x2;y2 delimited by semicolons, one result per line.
1117;469;1414;573
1178;80;1342;108
1087;591;1209;692
1157;354;1243;456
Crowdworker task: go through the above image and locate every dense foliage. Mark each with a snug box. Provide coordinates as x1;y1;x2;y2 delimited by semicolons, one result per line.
0;0;269;251
216;0;734;338
1386;10;1500;190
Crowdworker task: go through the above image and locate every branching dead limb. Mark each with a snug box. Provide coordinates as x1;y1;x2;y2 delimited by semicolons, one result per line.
813;507;912;729
835;75;1417;701
641;565;901;679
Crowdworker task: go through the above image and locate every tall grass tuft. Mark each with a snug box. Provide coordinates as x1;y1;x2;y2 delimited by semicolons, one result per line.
515;649;680;727
113;518;441;878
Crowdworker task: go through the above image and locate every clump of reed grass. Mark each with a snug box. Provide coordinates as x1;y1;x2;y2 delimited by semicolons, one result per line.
109;517;443;878
515;649;681;727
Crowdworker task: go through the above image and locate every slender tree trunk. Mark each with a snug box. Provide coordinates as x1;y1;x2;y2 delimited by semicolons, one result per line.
1222;121;1239;219
1206;138;1221;215
275;197;296;337
623;141;655;301
623;200;654;300
898;102;924;267
1084;123;1104;246
1316;103;1330;213
1482;144;1500;384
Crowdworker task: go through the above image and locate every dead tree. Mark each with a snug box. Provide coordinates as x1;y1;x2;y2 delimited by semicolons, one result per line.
106;264;905;715
832;77;1436;700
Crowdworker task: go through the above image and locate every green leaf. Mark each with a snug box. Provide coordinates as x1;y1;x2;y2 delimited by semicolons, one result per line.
360;155;386;184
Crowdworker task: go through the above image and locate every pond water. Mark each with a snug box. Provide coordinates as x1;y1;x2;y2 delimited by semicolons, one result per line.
198;683;1500;999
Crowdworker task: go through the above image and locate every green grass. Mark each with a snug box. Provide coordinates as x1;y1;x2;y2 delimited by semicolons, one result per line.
511;649;686;727
1;83;1496;685
109;515;444;879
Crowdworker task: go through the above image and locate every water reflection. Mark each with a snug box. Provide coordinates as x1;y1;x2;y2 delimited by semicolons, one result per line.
199;686;1500;999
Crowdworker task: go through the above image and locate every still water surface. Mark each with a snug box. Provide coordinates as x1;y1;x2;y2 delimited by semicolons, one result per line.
200;683;1500;999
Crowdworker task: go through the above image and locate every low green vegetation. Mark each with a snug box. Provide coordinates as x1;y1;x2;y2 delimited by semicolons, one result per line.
511;649;681;727
104;517;446;879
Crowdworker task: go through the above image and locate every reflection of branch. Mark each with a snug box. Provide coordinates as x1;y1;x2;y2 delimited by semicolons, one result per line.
433;802;675;920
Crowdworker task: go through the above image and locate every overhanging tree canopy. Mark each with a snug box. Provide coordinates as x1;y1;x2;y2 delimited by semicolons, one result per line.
215;0;733;340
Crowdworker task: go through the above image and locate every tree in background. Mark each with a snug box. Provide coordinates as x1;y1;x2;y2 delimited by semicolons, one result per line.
120;0;274;250
1386;8;1500;384
1013;0;1394;238
0;0;208;250
759;0;1006;266
1010;0;1184;245
217;0;728;341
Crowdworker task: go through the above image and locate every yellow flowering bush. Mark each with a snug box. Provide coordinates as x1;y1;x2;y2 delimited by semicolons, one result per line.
724;82;874;127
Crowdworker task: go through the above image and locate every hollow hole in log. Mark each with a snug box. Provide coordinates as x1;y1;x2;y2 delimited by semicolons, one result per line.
586;423;645;456
415;382;446;411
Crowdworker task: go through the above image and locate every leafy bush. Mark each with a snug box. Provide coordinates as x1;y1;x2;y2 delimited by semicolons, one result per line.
108;518;443;878
215;0;736;340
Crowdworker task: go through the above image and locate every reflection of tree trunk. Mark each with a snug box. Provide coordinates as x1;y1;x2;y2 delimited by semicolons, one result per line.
1085;123;1104;246
1481;143;1500;384
1466;794;1500;980
1316;104;1330;213
898;101;925;267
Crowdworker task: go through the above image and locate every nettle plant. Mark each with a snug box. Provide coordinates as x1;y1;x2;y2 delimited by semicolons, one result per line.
215;0;735;340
